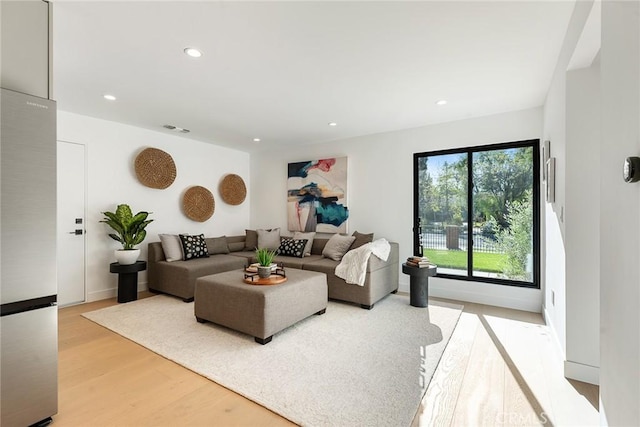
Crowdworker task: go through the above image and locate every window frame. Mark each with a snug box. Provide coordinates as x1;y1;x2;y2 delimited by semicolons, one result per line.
413;139;541;289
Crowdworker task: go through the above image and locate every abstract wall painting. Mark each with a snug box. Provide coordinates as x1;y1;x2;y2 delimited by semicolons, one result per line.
287;157;349;233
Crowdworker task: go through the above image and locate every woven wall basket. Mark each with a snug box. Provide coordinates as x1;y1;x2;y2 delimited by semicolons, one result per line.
183;186;215;222
134;148;176;189
219;174;247;205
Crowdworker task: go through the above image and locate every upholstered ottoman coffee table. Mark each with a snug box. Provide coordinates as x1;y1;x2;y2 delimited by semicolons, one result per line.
194;269;328;344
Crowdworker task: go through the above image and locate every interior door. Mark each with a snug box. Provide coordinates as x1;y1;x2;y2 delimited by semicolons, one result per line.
57;141;86;306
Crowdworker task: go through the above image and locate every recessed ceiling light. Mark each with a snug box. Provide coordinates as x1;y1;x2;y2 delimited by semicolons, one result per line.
328;122;338;127
103;94;116;101
436;100;447;106
184;47;203;58
253;138;261;143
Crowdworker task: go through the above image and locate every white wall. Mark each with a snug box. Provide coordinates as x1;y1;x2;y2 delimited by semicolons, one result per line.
251;108;543;312
58;111;250;301
565;63;600;384
599;0;640;424
541;0;594;365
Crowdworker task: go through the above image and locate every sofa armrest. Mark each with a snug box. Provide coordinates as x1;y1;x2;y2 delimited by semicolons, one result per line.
366;242;399;273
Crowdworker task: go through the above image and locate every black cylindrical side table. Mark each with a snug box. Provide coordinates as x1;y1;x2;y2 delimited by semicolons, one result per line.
109;261;147;303
401;263;437;307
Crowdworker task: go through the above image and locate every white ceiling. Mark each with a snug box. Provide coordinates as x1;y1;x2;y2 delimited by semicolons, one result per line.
52;1;575;153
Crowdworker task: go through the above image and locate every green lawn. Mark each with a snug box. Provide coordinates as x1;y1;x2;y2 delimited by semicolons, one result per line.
423;249;506;273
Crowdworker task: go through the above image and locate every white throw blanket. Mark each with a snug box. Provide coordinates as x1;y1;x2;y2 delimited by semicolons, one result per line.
335;238;391;286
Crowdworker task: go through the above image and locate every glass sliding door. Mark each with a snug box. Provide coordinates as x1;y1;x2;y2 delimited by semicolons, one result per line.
416;152;468;276
413;139;539;288
472;147;534;282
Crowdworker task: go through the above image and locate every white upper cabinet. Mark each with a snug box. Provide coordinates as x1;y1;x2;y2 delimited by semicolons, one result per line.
1;0;51;99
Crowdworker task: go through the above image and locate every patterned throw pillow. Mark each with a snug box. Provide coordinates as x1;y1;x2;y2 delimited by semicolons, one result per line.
277;238;308;258
179;234;209;260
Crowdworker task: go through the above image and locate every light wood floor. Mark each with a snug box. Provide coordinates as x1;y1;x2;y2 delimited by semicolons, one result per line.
57;292;598;426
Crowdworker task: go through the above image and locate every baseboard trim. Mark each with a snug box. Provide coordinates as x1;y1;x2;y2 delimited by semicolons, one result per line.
428;282;541;312
87;288;116;302
564;360;599;385
542;306;566;362
87;281;148;302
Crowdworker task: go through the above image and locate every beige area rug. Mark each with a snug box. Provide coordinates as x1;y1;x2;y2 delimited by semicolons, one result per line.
83;294;462;426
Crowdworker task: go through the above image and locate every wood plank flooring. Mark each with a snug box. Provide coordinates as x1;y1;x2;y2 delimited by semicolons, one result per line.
57;292;293;427
416;299;599;426
57;293;598;426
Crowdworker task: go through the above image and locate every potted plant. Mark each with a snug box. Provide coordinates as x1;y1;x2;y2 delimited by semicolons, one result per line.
255;247;277;278
100;204;153;265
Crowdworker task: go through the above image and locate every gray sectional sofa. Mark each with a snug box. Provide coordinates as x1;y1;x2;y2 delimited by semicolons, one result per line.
147;235;399;309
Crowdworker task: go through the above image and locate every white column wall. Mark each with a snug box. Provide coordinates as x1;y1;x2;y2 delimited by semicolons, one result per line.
599;0;640;424
565;64;601;384
541;0;594;362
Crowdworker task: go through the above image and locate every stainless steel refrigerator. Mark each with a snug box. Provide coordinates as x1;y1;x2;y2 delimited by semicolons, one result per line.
1;88;58;426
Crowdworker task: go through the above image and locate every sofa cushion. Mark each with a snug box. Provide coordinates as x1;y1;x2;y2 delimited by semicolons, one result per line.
179;234;209;260
159;234;183;262
350;231;374;250
274;254;324;269
228;242;245;252
229;250;256;263
311;238;329;255
244;229;258;250
257;228;281;250
226;235;246;252
163;255;247;278
293;231;316;256
302;257;340;276
322;234;356;261
205;236;230;255
277;237;307;258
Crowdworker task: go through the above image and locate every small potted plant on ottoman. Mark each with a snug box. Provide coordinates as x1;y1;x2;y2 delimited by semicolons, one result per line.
255;248;277;278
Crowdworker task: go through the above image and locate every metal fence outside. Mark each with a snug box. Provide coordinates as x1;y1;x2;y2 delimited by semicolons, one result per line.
420;225;501;253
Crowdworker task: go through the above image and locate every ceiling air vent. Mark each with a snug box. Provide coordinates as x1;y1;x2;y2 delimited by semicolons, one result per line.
163;124;190;133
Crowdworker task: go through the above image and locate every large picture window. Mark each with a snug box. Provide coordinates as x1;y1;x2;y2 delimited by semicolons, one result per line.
413;139;540;288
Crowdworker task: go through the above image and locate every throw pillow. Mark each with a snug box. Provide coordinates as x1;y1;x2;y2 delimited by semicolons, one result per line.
278;238;308;258
205;236;230;255
257;228;281;251
159;234;183;262
244;229;258;250
293;231;316;257
322;234;356;261
179;234;209;260
350;231;374;250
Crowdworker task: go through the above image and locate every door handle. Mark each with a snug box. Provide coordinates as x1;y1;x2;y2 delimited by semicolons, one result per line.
68;229;84;235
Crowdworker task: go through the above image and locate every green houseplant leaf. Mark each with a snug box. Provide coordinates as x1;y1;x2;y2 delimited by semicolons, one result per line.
255;248;277;267
100;204;153;250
